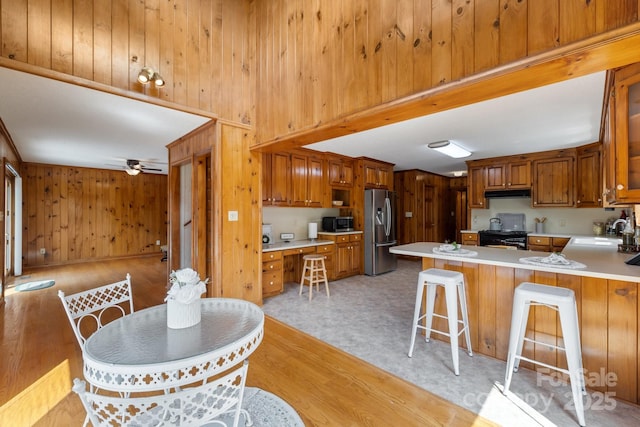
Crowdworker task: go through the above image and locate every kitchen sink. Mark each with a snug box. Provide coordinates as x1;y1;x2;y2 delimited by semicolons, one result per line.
569;236;622;247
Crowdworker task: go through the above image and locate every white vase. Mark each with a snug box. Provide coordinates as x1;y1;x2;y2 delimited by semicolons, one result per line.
167;298;202;329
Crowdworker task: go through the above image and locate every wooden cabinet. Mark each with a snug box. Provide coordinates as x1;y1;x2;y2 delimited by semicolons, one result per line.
362;159;393;189
576;143;602;208
531;153;575;207
606;62;640;203
320;233;362;279
327;155;354;187
262;251;283;297
461;232;478;246
485;160;531;190
290;151;324;207
467;165;487;209
316;243;335;281
263;150;323;207
263;152;291;206
527;236;570;252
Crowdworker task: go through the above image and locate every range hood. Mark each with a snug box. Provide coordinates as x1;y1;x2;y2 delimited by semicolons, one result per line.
484;189;531;199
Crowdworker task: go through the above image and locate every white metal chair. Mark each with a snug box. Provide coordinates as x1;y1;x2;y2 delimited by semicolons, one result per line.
73;360;250;427
58;274;134;349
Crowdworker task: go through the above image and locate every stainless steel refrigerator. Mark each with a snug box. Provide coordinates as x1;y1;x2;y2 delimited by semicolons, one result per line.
364;189;397;276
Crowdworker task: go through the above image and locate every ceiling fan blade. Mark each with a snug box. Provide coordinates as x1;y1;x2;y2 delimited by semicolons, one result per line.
140;167;162;171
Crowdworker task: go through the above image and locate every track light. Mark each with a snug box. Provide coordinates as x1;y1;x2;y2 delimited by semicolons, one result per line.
137;67;164;87
427;140;471;158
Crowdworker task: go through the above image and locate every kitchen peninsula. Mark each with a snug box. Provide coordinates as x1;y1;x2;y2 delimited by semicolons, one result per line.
391;239;640;404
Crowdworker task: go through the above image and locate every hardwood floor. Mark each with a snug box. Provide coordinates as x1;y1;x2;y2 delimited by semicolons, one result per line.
0;257;495;426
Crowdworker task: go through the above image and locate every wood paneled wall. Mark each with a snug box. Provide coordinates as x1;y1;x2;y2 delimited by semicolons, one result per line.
22;163;167;267
255;0;640;145
0;0;255;125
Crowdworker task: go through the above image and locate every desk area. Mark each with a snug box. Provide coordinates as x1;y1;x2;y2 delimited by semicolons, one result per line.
83;298;264;393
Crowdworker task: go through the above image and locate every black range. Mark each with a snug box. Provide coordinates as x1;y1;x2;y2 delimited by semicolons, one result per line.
478;230;528;250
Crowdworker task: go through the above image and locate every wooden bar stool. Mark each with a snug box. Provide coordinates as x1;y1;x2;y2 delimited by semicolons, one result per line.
503;282;586;426
408;268;472;375
299;254;330;301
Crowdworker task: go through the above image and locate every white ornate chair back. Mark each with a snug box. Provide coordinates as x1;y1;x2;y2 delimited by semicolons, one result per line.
58;274;134;349
73;360;249;427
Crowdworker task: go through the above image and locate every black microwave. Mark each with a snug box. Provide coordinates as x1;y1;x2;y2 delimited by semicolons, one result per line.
322;216;354;232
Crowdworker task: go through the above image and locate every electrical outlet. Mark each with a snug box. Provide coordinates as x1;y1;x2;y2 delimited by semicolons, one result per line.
228;211;239;221
39;248;46;255
405;212;412;218
156;240;161;245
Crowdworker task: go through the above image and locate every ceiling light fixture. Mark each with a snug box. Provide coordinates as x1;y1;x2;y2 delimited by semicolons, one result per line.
137;67;164;87
125;168;141;176
427;140;471;158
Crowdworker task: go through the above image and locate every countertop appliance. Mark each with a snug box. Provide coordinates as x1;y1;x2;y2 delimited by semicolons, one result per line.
479;213;527;250
364;189;397;275
322;216;354;232
262;224;273;244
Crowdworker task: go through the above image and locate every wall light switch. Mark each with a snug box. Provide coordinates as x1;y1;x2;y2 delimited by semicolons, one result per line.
228;211;239;221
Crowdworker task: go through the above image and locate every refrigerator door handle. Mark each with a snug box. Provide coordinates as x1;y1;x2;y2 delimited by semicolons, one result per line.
384;197;392;236
375;241;397;247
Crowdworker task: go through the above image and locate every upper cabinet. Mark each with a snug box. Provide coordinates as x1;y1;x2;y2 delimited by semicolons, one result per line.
485;160;531;190
362;158;394;189
576;143;602;208
290;151;324;207
605;62;640;203
263;152;291;206
467;165;487;209
467;147;594;209
327;155;354;187
531;152;575;207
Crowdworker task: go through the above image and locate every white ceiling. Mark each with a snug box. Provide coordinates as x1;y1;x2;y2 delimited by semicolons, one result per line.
0;67;211;175
0;67;605;177
306;71;606;176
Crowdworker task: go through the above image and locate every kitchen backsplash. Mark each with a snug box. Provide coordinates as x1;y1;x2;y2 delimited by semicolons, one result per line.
471;198;637;235
263;207;341;242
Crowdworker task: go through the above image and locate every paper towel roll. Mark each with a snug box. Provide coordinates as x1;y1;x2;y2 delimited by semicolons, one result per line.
308;222;318;239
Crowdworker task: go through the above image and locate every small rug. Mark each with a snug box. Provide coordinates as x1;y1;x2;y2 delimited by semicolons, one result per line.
14;280;55;292
211;387;304;427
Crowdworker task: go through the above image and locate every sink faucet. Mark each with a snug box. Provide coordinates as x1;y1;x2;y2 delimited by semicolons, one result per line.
611;219;629;235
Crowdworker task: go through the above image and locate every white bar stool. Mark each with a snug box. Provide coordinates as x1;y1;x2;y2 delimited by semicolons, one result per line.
299;254;330;301
503;282;586;426
408;268;472;375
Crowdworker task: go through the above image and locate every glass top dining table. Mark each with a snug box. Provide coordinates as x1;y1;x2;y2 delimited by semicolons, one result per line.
83;298;264;393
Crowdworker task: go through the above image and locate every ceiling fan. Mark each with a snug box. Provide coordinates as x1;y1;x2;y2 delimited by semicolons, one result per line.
107;159;164;175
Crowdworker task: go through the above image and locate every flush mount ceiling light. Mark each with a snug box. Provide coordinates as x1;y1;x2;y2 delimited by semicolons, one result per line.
427;140;472;158
137;67;165;87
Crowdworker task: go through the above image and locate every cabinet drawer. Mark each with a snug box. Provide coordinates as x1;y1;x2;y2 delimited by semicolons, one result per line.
262;260;282;272
462;233;478;243
335;234;350;243
263;251;282;261
262;271;283;294
552;237;570;247
528;236;551;246
316;244;334;253
350;234;362;242
283;246;316;256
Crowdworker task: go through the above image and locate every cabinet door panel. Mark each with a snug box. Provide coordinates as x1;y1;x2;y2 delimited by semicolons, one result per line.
532;157;574;207
271;153;291;205
485;164;505;189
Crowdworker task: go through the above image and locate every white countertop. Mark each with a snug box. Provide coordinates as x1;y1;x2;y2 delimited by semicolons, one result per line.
391;237;640;282
262;239;334;253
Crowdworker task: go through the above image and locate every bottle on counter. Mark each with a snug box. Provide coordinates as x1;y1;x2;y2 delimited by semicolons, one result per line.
592;222;604;236
622;219;635;246
635;226;640;246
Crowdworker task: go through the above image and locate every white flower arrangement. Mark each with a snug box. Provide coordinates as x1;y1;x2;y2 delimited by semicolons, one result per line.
165;268;208;305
